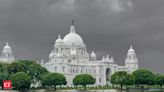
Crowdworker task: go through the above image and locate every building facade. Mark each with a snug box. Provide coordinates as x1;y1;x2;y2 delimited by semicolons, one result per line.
41;23;138;86
0;42;15;63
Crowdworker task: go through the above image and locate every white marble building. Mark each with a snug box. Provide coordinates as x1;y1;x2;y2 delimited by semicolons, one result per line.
0;42;15;63
42;23;138;86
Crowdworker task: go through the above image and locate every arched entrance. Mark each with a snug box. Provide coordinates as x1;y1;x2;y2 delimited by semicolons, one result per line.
106;68;111;85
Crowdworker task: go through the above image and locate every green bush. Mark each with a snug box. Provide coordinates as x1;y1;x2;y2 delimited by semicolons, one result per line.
73;74;95;89
155;74;164;88
41;73;67;90
9;72;30;90
111;71;135;89
132;69;155;88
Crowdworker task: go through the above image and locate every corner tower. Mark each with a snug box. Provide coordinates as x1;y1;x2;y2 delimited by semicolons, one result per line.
125;45;138;73
0;42;15;63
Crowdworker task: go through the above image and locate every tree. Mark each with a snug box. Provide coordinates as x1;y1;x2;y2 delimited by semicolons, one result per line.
7;62;26;74
155;74;164;88
17;60;48;80
111;71;131;89
9;72;31;90
124;74;135;88
73;74;95;89
0;62;9;87
0;62;9;73
132;69;155;88
0;72;9;87
42;73;67;90
7;60;48;80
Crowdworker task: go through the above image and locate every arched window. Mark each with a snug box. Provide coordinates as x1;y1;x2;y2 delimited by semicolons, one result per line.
73;69;74;73
73;57;75;60
81;51;83;55
99;78;101;83
63;66;65;72
8;54;10;57
68;59;71;62
54;67;57;72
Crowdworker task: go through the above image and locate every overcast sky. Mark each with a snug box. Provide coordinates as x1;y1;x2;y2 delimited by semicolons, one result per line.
0;0;164;73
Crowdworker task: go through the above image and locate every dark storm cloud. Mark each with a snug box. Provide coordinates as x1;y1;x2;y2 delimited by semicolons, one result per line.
0;0;164;73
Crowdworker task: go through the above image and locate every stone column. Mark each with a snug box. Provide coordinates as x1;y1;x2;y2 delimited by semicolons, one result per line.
96;66;100;85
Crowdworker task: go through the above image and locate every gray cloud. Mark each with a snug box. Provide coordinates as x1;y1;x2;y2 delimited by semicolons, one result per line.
0;0;163;73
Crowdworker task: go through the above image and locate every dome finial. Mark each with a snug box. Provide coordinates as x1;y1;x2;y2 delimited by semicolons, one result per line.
6;42;9;46
58;35;61;39
91;50;96;57
111;56;114;63
70;20;75;33
130;45;133;49
106;54;109;59
72;20;74;25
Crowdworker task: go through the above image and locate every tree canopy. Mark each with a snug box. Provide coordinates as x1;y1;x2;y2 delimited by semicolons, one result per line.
132;69;155;86
9;72;31;90
124;74;135;86
155;74;164;87
0;60;49;89
41;73;67;89
0;72;9;86
73;74;95;89
7;60;48;80
0;62;9;86
111;71;127;85
18;60;48;79
111;71;134;89
7;61;26;74
0;62;9;73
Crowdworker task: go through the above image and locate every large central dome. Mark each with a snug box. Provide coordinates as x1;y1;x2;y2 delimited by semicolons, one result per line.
63;25;85;47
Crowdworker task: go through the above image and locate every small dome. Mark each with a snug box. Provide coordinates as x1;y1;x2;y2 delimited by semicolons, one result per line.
102;56;105;61
90;51;96;57
128;45;135;53
55;35;64;45
49;50;54;57
110;56;114;63
63;25;85;47
106;54;110;60
4;42;11;50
